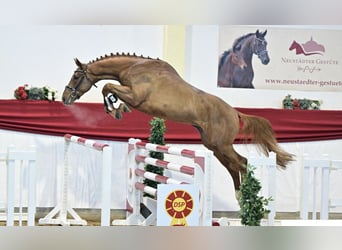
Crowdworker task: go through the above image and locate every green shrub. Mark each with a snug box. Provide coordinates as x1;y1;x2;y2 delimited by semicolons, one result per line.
239;164;272;226
143;117;166;193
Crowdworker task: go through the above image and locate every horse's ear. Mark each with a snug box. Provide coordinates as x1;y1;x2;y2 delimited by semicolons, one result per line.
262;30;267;37
74;58;84;68
256;29;260;36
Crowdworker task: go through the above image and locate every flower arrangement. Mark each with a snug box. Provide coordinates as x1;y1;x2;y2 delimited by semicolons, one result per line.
14;84;57;101
283;94;322;110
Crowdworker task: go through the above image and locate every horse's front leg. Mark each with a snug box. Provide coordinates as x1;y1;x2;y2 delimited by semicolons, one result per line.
102;83;132;120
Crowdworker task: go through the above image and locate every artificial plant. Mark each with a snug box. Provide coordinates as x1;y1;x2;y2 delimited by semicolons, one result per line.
239;164;272;226
143;117;166;193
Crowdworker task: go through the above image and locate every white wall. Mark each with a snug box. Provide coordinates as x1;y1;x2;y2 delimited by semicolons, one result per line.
0;25;164;102
1;25;341;110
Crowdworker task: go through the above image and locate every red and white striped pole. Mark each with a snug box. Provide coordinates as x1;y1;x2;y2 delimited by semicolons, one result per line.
120;138;212;226
64;134;112;226
39;134;112;226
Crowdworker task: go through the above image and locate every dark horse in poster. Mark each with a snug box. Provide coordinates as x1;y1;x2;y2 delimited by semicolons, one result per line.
62;53;293;194
218;30;270;88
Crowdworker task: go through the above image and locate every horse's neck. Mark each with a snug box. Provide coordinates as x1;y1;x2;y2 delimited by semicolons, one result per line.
242;51;253;66
88;56;145;81
242;37;255;65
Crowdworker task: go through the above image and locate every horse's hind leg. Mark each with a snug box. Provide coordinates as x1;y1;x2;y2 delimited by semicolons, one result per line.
213;144;247;191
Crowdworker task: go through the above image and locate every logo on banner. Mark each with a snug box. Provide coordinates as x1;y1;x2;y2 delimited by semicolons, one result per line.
289;37;325;56
284;37;338;74
164;190;194;226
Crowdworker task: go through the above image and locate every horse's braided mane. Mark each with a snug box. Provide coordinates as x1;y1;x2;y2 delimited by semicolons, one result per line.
232;32;255;50
88;52;159;64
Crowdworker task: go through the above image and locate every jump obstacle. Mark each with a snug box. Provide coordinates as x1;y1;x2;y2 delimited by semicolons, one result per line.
113;138;213;226
3;134;341;226
34;140;342;226
0;145;36;226
38;134;112;226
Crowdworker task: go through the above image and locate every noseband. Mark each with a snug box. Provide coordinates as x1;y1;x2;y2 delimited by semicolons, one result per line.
65;65;97;99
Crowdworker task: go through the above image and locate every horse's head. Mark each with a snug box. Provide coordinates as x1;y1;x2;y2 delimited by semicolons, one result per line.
62;58;97;105
230;50;247;69
289;40;298;51
253;30;270;65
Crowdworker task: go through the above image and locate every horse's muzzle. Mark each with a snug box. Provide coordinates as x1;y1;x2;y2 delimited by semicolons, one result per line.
258;51;270;65
262;57;270;65
62;95;76;105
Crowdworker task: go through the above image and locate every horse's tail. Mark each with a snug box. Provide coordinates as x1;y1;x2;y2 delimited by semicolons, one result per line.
238;112;294;168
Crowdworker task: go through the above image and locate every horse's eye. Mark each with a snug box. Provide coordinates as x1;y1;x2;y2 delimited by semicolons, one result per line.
73;71;81;80
234;44;241;51
259;40;267;47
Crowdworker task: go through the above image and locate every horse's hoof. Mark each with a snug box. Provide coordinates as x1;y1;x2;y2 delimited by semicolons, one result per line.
123;103;131;113
115;110;122;120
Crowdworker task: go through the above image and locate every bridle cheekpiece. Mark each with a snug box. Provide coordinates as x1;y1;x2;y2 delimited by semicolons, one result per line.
253;37;268;58
65;65;97;99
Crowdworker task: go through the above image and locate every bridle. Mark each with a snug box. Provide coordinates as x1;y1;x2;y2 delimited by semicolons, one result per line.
253;37;268;58
64;65;97;99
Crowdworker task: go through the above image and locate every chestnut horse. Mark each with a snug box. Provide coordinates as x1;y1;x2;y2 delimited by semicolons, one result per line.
218;30;270;88
62;53;293;192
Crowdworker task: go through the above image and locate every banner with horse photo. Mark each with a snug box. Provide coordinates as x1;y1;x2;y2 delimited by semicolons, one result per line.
218;26;342;91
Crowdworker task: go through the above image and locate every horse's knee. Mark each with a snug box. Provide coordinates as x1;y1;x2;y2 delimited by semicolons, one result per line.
102;83;114;95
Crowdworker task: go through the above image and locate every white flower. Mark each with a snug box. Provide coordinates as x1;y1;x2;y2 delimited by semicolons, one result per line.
24;84;31;90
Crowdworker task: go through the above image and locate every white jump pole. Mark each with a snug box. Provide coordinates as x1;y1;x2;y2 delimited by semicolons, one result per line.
39;134;112;226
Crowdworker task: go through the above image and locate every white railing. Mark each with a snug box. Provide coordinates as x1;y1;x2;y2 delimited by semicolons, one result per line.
0;145;36;226
300;155;342;220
